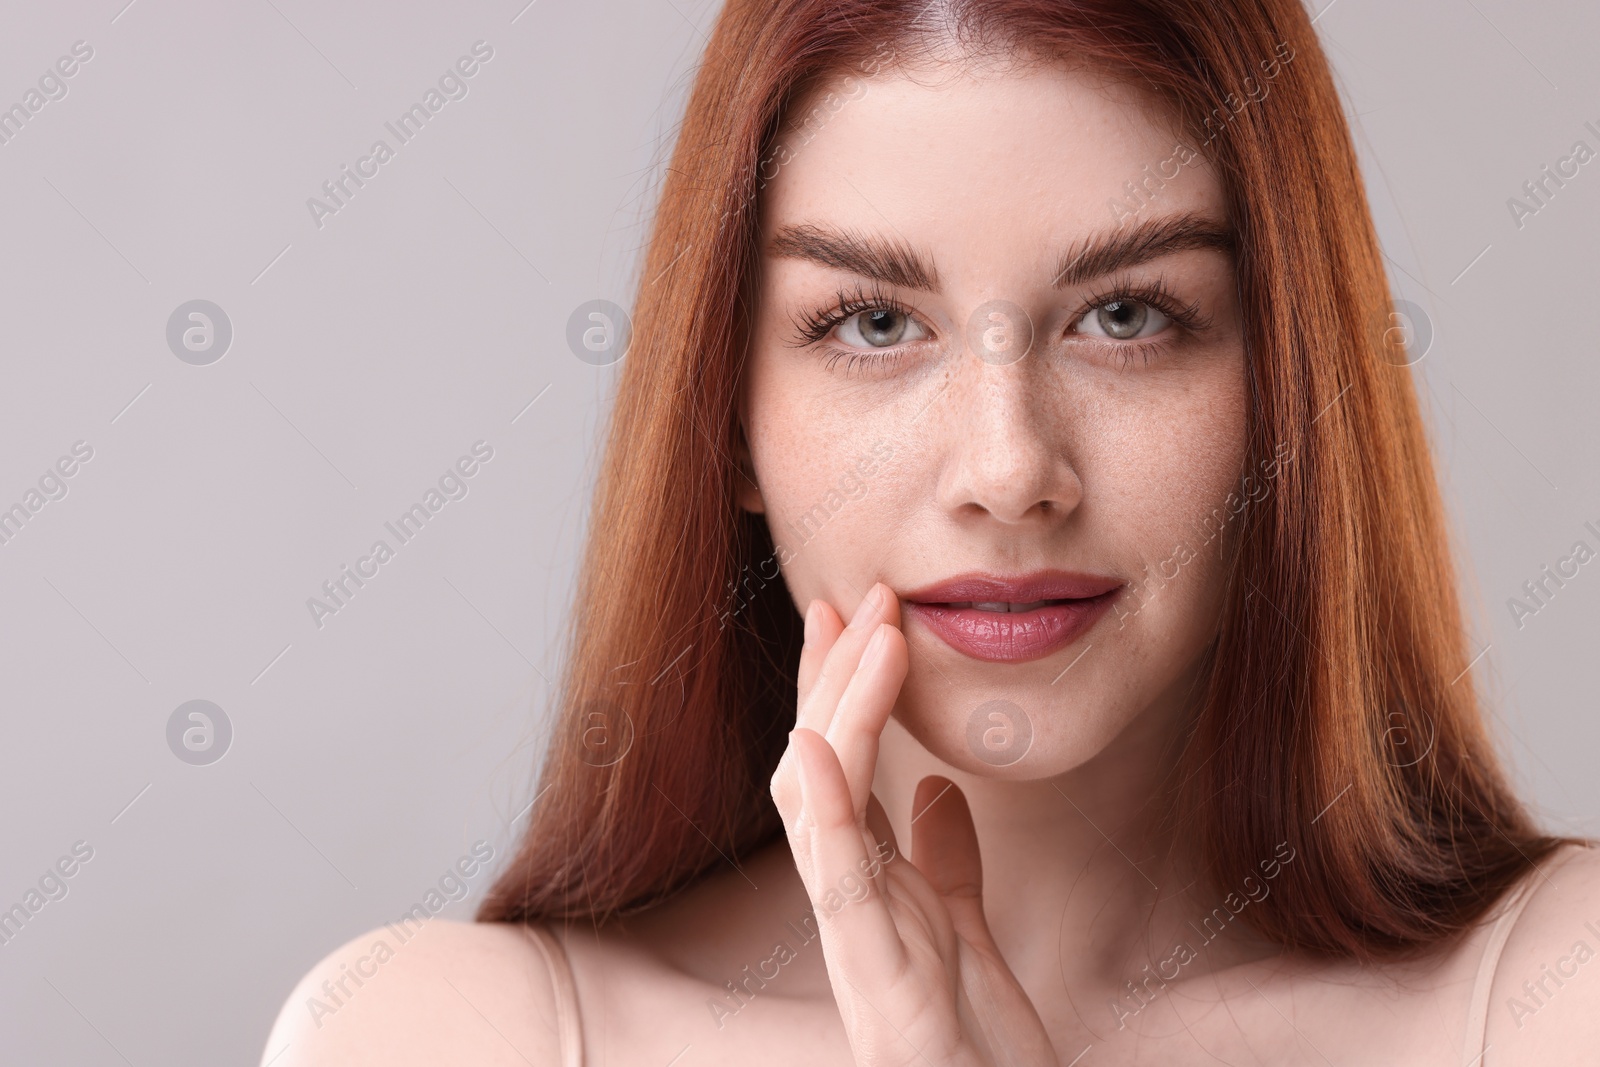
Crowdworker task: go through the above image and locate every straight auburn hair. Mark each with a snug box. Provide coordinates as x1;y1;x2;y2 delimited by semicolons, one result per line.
478;0;1574;958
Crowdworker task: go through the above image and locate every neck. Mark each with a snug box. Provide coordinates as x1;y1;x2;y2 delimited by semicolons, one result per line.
871;666;1281;1017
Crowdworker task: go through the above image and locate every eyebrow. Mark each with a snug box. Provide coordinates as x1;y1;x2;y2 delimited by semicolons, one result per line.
766;211;1234;292
768;223;941;291
1050;212;1235;288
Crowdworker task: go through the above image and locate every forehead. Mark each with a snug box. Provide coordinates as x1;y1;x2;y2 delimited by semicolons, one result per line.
757;63;1225;265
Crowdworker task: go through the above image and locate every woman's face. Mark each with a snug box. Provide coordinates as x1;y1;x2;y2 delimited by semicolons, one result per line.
741;59;1250;777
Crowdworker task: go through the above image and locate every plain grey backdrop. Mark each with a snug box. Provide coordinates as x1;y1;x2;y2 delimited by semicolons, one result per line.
0;0;1596;1063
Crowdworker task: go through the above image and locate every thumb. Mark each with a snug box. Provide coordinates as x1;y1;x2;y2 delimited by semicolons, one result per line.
908;776;996;949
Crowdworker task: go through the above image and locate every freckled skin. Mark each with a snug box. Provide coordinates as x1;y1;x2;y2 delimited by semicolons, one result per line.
740;60;1249;780
265;56;1600;1067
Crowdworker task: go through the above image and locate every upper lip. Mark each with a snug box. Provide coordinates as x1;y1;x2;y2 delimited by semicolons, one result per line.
901;569;1123;604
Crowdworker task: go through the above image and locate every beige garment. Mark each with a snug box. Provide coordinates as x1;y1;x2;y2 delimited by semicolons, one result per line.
1462;843;1586;1062
523;846;1587;1067
524;921;584;1067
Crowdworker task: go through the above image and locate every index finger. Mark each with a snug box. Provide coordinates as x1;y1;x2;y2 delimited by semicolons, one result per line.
797;597;845;702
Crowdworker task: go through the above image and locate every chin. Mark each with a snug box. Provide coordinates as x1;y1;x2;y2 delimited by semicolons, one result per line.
893;672;1134;781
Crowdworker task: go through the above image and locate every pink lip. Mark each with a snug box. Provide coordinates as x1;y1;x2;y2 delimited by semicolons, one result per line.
901;570;1123;664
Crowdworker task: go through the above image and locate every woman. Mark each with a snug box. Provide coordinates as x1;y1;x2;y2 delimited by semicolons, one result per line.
264;0;1600;1063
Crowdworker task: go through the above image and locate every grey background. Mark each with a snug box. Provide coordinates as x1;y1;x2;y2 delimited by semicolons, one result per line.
0;0;1594;1063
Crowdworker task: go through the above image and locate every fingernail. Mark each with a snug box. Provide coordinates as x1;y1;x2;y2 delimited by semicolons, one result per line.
803;599;818;644
862;623;889;668
849;584;880;628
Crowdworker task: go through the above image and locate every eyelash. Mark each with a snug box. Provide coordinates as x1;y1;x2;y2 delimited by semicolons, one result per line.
1076;274;1212;369
789;282;921;373
790;277;1211;374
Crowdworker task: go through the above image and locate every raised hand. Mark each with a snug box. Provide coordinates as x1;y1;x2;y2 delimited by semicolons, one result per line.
769;582;1059;1067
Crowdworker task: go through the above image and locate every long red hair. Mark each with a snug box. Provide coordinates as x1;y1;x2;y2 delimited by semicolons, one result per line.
478;0;1573;958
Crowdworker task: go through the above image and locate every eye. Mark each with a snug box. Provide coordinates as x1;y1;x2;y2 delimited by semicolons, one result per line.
1075;298;1172;341
836;307;927;349
789;283;933;358
1060;277;1212;366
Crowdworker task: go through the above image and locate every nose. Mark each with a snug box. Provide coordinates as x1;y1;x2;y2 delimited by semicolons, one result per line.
934;357;1083;525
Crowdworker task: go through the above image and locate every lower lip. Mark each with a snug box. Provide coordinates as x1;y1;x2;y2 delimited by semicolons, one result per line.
904;592;1120;664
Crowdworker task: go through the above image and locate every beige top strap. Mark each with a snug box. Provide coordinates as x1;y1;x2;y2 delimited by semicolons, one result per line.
1463;845;1583;1062
525;921;584;1067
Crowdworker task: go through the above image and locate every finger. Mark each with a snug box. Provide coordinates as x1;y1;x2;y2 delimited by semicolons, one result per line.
791;727;908;988
909;776;996;950
775;598;845;810
825;622;908;812
777;585;897;828
797;597;845;704
798;582;894;735
862;792;902;898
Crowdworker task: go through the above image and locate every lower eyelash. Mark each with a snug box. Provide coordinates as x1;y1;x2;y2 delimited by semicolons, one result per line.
1067;277;1210;370
820;349;899;375
1111;341;1167;369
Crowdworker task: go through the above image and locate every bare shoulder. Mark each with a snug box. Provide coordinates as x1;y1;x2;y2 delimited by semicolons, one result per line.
259;919;562;1066
1484;843;1600;1064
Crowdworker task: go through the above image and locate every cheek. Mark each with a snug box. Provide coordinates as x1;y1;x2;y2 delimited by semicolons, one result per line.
743;358;909;593
1110;387;1247;539
1090;358;1249;631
